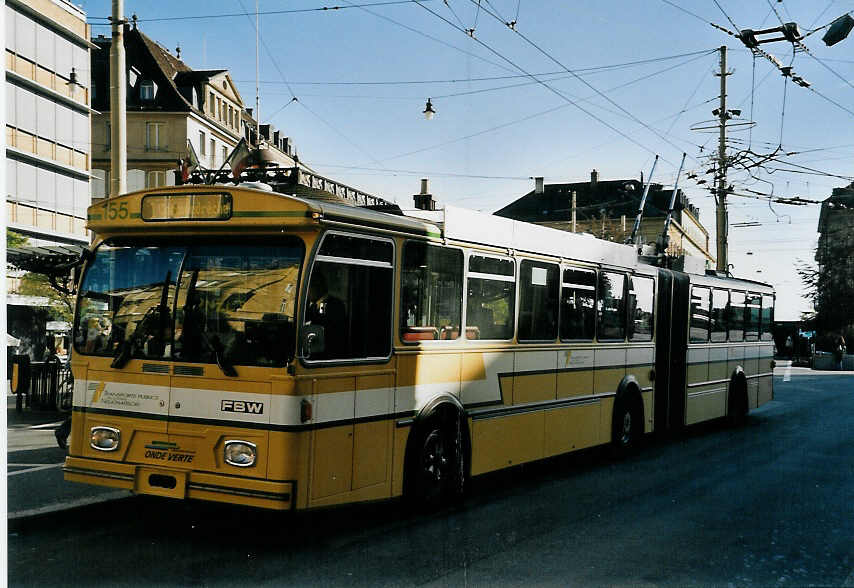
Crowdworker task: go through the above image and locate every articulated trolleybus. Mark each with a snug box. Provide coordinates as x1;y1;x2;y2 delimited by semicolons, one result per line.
65;180;774;511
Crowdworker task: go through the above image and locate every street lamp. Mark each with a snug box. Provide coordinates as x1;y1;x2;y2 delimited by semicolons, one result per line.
423;98;436;120
66;68;82;98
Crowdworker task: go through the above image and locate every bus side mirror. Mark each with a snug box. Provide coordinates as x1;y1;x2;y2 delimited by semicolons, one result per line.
303;325;325;359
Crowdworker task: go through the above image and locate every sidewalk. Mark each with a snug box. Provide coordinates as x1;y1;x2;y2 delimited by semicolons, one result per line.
7;394;131;521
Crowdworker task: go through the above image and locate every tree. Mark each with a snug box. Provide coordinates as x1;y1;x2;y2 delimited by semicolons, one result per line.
6;230;74;324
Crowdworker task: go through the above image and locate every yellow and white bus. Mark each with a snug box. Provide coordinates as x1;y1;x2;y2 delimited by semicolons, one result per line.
64;183;775;511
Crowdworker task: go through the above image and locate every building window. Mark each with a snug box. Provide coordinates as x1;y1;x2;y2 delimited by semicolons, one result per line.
209;92;215;114
105;122;111;151
217;98;221;121
140;80;156;101
199;131;206;155
146;122;164;151
210;138;215;165
146;170;167;188
222;145;227;163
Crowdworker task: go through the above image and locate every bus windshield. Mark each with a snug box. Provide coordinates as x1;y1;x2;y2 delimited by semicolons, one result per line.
74;238;304;368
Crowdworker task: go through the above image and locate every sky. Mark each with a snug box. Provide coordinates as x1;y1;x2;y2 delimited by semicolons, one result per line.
80;0;854;320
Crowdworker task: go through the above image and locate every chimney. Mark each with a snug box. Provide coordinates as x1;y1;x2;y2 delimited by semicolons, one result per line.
414;178;436;211
591;169;599;186
534;176;544;194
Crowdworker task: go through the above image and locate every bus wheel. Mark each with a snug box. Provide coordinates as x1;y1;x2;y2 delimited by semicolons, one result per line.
612;394;642;457
410;411;465;508
727;378;748;427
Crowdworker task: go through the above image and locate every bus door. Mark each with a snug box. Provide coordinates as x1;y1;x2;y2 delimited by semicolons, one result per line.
654;269;673;432
653;270;689;431
300;232;396;505
668;273;690;428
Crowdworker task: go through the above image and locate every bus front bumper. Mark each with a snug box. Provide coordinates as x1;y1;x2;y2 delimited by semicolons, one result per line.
63;457;294;511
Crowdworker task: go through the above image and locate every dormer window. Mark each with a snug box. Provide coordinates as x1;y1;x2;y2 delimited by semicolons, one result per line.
128;67;140;87
140;80;156;101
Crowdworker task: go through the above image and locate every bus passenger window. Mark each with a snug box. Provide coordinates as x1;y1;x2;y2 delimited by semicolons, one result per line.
597;271;626;341
760;295;774;341
710;289;728;342
304;233;393;362
728;290;746;342
560;268;596;341
518;260;558;342
745;293;761;341
690;287;711;343
466;255;515;340
628;275;654;342
400;242;462;342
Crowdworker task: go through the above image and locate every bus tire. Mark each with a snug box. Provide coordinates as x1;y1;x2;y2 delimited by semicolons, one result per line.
727;375;748;427
611;391;643;457
406;404;467;509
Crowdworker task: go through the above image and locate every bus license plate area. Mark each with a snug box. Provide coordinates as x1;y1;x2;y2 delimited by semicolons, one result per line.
135;467;187;499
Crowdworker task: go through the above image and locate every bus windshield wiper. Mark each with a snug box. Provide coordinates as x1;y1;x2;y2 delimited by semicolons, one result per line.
111;271;172;369
180;269;237;377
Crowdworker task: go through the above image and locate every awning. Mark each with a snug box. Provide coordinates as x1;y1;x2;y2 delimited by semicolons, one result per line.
7;334;21;347
6;244;85;275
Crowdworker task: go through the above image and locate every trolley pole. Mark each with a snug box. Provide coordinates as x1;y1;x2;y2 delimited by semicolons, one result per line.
109;0;127;197
715;45;729;272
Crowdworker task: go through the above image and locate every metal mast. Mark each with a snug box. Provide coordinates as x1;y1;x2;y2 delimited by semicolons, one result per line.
715;45;730;272
109;0;127;197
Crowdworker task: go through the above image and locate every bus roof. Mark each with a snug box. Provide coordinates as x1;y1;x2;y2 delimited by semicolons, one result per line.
87;185;773;291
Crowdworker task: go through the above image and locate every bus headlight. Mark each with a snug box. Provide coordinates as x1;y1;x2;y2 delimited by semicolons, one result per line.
224;440;257;467
90;427;121;451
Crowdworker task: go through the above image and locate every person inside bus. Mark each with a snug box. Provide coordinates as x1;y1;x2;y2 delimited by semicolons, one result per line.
305;270;347;359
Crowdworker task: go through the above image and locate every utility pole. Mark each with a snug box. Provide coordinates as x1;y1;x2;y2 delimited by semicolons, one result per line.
715;45;730;272
109;0;127;197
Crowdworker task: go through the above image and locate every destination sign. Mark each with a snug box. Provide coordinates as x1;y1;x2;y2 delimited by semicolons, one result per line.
141;192;233;221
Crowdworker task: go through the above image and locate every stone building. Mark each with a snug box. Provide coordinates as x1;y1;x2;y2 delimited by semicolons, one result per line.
89;21;296;199
495;170;714;267
6;0;92;245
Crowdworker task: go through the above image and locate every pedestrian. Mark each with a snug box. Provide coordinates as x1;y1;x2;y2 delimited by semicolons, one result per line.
834;334;847;371
55;416;70;450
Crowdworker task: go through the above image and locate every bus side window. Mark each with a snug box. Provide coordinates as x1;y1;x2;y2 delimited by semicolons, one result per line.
690;286;711;343
760;294;774;341
518;260;559;342
400;242;463;343
560;267;596;341
304;233;394;361
597;271;626;341
745;293;761;341
710;289;728;343
728;290;746;342
628;275;654;342
466;255;515;340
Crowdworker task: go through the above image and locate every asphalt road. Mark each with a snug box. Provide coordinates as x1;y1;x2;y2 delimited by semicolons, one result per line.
8;367;854;587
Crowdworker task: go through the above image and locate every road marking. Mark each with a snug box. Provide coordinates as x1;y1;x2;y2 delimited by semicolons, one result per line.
783;364;792;382
8;491;132;521
8;463;64;477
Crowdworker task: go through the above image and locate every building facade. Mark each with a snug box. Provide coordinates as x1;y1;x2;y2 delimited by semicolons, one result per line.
90;22;295;198
495;171;715;267
6;0;92;245
813;182;854;341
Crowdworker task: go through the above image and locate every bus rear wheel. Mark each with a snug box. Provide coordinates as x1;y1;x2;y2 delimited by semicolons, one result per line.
409;411;466;508
611;395;643;457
